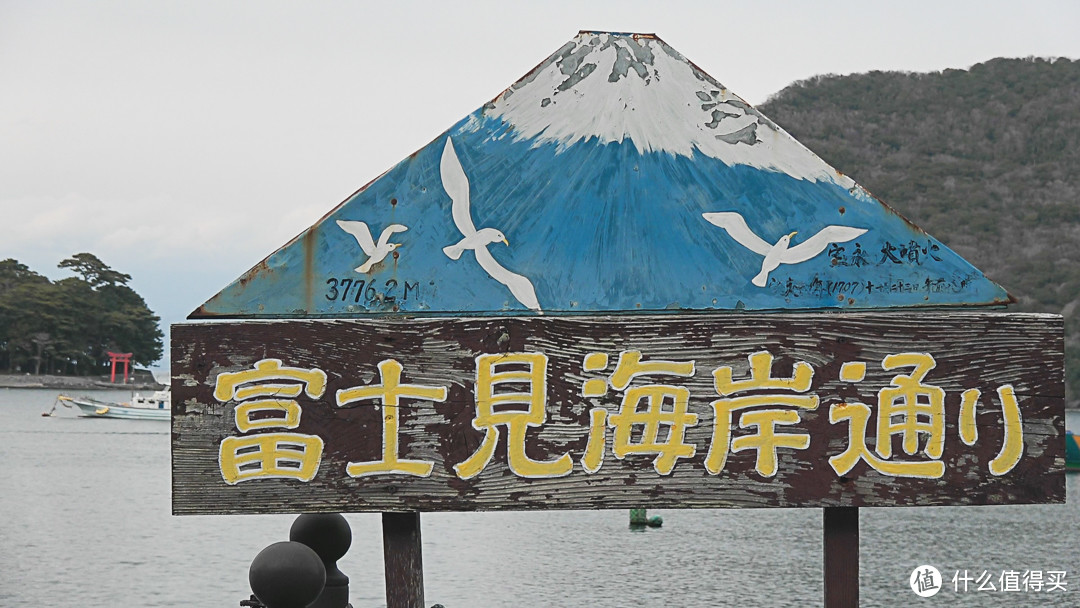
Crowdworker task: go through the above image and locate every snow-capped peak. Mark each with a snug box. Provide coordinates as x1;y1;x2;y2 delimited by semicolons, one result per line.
484;32;854;186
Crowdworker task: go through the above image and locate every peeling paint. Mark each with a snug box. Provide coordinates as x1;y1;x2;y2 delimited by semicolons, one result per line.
303;228;316;313
715;123;760;145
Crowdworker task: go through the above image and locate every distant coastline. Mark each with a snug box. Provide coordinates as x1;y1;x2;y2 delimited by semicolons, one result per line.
0;373;165;391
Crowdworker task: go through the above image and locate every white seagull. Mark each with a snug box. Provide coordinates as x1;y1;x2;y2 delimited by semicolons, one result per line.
335;220;408;273
702;212;867;287
440;137;541;312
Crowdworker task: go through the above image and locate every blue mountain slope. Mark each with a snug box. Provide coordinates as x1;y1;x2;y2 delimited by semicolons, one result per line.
192;32;1009;318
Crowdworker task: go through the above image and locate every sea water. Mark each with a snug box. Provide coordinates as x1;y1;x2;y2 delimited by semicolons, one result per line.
1;388;1077;607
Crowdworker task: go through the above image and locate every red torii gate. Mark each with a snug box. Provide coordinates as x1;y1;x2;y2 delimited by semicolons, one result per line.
107;351;132;383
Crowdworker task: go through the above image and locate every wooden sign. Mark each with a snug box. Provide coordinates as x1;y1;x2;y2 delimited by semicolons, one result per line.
171;32;1060;606
172;311;1063;515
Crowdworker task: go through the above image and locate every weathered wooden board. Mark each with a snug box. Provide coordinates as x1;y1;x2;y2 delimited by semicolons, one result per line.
171;312;1063;515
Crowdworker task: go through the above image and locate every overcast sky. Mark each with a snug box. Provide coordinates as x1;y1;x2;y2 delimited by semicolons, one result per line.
3;1;1079;370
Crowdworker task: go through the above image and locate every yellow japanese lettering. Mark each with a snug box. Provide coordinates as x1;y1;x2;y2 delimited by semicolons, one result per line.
828;402;944;478
957;385;1024;475
581;408;608;474
706;351;817;476
337;359;446;478
608;385;698;475
214;359;328;484
608;351;695;391
730;409;810;477
989;385;1023;476
714;351;812;395
219;433;324;484
455;353;572;479
839;361;866;382
214;358;326;402
234;400;302;432
877;353;945;459
959;388;980;446
580;351;699;475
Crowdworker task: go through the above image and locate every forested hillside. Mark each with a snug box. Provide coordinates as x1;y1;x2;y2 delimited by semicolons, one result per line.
0;253;163;375
760;57;1080;405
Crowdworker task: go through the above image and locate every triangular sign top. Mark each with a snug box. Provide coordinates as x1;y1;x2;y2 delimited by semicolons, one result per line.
191;31;1010;319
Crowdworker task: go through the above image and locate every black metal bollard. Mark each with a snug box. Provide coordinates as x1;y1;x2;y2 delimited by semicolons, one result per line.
290;513;352;608
247;541;326;608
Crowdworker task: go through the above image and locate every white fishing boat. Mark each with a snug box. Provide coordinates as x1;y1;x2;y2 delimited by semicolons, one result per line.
56;387;170;420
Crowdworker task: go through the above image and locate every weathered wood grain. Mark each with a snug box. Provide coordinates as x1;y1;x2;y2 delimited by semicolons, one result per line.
171;311;1064;515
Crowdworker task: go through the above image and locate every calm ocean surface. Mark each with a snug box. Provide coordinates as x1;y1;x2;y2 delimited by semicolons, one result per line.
1;387;1077;607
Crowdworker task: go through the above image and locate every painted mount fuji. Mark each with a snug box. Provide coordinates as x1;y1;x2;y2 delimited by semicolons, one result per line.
192;32;1010;319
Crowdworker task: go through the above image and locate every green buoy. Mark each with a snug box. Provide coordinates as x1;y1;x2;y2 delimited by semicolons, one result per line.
629;508;663;529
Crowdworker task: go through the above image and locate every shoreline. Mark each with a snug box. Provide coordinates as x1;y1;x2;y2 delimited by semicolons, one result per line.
0;373;165;391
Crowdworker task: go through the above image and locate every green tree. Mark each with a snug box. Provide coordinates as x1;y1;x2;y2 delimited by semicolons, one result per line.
96;283;163;366
0;259;52;372
58;252;132;287
56;254;163;369
0;259;48;294
0;254;163;375
0;281;64;373
760;56;1080;405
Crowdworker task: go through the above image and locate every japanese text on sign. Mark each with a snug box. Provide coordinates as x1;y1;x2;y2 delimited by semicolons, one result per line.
214;350;1024;485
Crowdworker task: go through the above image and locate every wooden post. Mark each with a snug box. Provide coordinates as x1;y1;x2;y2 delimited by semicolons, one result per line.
382;511;425;608
823;507;859;607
